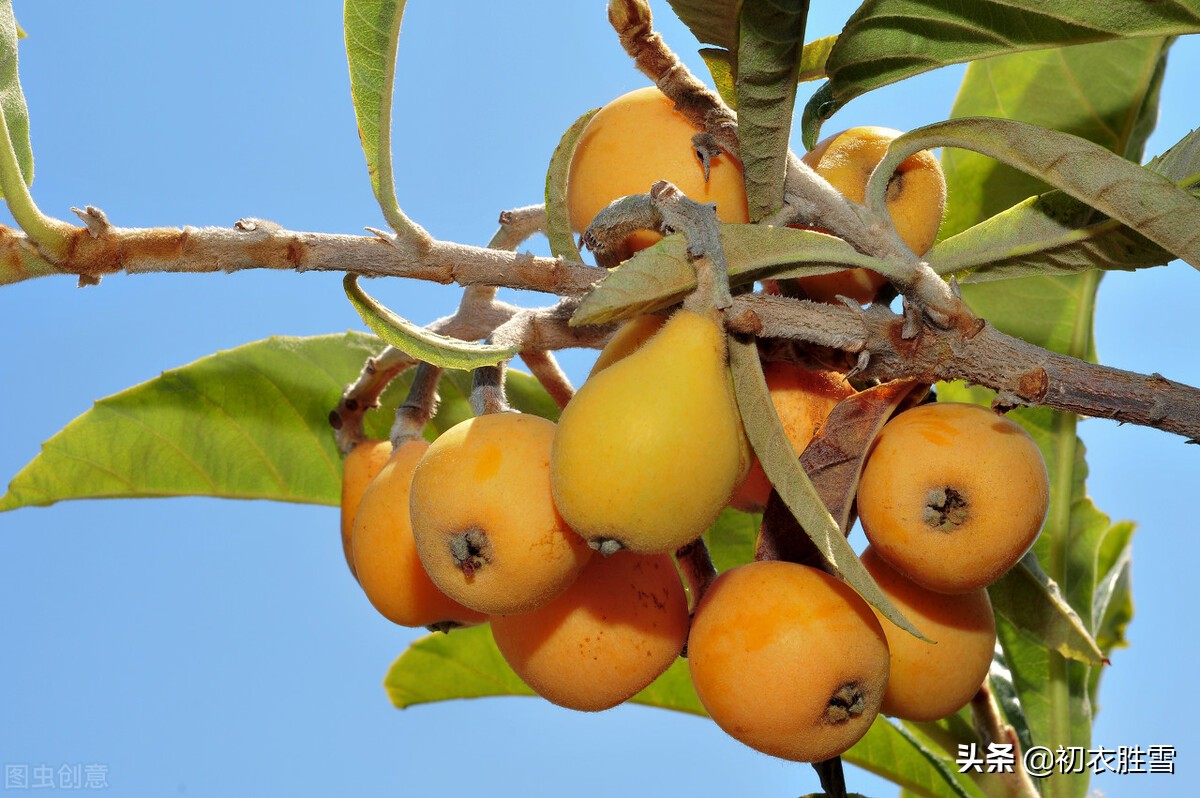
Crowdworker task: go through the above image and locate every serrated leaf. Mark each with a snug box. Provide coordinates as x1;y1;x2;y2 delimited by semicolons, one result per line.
727;334;924;640
344;275;520;368
734;0;808;221
699;35;836;111
344;0;410;232
1;333;557;512
868;116;1200;271
988;552;1104;665
801;0;1200;143
0;0;33;194
666;0;741;50
544;108;597;262
571;224;884;326
845;718;982;798
385;624;705;715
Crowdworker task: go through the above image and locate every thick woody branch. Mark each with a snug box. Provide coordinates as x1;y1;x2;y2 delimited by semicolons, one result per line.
727;294;1200;443
1;208;602;295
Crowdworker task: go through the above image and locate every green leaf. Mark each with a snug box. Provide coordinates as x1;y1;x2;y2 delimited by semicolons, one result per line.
727;334;923;640
544;109;598;262
935;37;1162;798
571;224;885;326
385;624;705;715
845;718;982;798
927;190;1175;283
666;0;741;50
988;553;1104;665
0;0;32;193
699;35;836;110
703;506;759;573
1;333;557;512
801;0;1199;143
734;0;808;221
940;37;1171;240
344;275;521;368
344;0;420;235
699;48;738;108
867;116;1200;272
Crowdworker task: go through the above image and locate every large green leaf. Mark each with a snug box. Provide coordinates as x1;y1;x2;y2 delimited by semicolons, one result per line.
666;0;741;50
571;224;886;326
703;506;758;574
699;35;837;109
734;1;808;221
0;0;32;194
801;1;1198;146
344;0;414;233
0;333;557;512
935;35;1161;798
870;116;1200;271
385;624;705;715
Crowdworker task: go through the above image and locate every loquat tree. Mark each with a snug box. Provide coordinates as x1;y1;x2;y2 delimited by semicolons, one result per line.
2;1;1199;796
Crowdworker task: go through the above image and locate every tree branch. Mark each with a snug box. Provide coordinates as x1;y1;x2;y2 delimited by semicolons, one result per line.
727;293;1200;443
0;208;603;295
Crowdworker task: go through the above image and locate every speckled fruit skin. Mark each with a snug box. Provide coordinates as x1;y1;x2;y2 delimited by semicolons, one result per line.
340;439;393;580
861;546;996;722
350;439;485;629
409;413;592;615
729;361;855;512
857;402;1050;594
567;86;749;256
550;309;751;554
688;560;890;763
798;126;946;304
490;550;689;712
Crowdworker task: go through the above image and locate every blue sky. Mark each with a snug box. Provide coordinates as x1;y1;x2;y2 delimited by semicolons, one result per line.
1;3;1197;796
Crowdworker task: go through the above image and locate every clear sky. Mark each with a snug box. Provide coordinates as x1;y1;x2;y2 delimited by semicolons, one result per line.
1;3;1197;796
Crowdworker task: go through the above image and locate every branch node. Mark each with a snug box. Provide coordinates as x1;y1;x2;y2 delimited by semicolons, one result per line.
71;206;112;238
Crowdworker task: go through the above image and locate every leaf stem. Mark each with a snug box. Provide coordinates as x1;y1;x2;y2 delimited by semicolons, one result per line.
0;105;74;260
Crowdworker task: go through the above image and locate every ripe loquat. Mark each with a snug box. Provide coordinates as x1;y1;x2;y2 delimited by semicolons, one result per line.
350;439;485;630
491;550;689;712
409;413;592;615
687;560;890;762
340;438;393;580
857;402;1050;594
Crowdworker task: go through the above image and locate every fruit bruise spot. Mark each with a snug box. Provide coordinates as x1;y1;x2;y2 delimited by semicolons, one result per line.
923;486;969;532
449;527;491;578
824;682;866;724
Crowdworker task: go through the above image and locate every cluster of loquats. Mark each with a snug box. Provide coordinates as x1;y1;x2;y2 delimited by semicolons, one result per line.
336;86;1052;766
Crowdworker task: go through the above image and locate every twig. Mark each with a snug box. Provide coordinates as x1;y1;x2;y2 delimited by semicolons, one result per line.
391;362;442;445
519;349;575;410
971;685;1041;798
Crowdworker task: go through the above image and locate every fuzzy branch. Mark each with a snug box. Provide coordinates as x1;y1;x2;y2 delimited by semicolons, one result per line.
0;206;603;295
727;293;1200;443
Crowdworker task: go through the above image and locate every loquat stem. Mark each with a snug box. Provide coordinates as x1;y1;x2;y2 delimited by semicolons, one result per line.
646;181;732;313
726;293;1200;443
391;362;442;445
471;364;510;416
519;349;575;410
